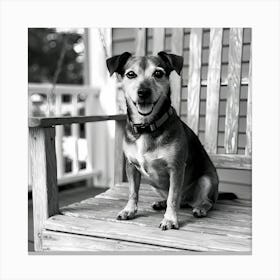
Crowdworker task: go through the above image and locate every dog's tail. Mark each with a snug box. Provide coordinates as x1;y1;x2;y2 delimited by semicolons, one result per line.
217;192;238;200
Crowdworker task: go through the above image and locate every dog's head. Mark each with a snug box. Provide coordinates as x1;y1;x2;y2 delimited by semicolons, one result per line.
106;51;183;123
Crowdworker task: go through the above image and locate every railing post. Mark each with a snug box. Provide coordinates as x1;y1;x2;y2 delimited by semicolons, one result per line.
29;126;59;251
114;119;126;184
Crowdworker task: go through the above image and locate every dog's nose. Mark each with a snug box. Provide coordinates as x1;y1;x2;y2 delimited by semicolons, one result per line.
137;88;151;99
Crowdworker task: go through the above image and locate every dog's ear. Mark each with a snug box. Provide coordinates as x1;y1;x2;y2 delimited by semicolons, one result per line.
157;51;183;75
106;52;132;76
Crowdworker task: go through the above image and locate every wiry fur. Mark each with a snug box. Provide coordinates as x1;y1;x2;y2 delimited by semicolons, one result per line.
106;52;222;230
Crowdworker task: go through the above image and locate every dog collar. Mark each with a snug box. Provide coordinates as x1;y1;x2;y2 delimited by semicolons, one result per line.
130;107;174;134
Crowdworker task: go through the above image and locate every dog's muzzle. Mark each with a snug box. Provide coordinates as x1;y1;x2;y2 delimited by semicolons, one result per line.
135;88;154;115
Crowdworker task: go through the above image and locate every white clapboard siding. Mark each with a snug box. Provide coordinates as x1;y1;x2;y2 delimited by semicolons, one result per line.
187;28;203;134
245;45;252;156
224;28;243;154
205;28;223;153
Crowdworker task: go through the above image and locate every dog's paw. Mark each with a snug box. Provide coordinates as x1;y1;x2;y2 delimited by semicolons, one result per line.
159;217;179;230
117;208;137;220
152;200;167;210
192;208;207;218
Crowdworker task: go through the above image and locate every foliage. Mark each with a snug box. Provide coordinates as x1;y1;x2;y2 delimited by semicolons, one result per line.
28;28;84;84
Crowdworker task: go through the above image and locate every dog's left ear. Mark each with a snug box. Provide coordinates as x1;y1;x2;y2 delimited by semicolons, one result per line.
106;52;132;76
157;51;184;75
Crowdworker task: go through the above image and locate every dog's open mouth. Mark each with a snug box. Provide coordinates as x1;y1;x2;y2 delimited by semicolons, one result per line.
135;102;154;116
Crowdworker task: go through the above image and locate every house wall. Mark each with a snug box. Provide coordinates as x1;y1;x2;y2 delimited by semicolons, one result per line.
111;28;252;199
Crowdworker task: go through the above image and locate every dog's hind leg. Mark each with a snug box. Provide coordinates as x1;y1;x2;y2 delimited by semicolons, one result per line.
192;175;218;218
152;200;167;210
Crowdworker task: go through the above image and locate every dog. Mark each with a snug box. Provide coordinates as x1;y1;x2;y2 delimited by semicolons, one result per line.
106;51;234;230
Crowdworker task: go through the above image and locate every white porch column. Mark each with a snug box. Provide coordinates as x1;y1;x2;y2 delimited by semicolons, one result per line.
86;28;116;186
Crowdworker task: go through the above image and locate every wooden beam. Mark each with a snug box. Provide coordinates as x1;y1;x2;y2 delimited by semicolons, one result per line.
153;28;165;54
114;119;126;184
209;154;251;170
135;28;147;56
29;127;59;251
188;28;203;134
28;83;99;97
224;28;243;154
170;28;184;115
245;44;252;156
57;170;100;185
29;114;127;128
205;28;223;153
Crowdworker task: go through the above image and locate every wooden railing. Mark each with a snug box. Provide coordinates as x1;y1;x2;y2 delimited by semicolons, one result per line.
28;83;101;187
29;114;126;250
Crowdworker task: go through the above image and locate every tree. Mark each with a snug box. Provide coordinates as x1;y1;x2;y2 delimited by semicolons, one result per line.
28;28;84;84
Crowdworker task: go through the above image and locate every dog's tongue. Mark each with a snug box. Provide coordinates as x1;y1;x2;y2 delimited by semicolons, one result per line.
136;103;153;115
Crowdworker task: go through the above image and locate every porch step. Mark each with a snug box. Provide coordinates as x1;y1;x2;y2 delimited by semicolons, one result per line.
43;183;252;252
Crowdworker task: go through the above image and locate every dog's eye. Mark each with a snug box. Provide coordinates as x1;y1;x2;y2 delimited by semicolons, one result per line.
153;70;165;79
126;71;137;79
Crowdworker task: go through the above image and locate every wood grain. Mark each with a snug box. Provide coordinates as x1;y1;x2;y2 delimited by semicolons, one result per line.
224;28;243;153
29;127;59;251
153;28;165;54
45;214;251;252
29;114;127;128
61;195;251;235
188;28;203;134
40;181;251;252
41;230;181;252
135;28;147;56
245;45;252;156
205;28;223;153
114;119;126;184
209;154;251;169
170;28;184;114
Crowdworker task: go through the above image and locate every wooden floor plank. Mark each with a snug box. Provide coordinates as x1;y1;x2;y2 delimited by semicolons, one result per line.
45;215;251;252
41;182;252;252
64;196;252;224
61;199;251;237
42;230;181;252
112;183;252;207
80;195;252;215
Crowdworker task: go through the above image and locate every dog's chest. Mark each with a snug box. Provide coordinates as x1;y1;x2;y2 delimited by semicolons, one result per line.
123;135;171;180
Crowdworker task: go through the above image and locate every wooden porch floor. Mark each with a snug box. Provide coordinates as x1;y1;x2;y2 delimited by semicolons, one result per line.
41;183;252;253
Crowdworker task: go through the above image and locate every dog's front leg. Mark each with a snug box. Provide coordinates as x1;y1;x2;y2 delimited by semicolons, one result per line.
117;161;141;220
159;165;185;230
